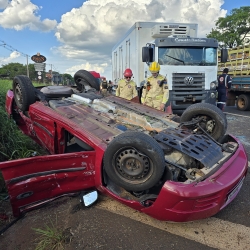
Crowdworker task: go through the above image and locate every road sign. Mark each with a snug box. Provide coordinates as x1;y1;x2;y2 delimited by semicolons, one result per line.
31;53;46;63
34;63;46;71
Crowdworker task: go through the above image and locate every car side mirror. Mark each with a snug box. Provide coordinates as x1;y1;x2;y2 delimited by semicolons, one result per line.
80;190;98;207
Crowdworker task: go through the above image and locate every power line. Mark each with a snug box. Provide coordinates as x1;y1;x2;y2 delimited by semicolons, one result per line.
0;40;31;76
0;40;60;77
0;40;30;58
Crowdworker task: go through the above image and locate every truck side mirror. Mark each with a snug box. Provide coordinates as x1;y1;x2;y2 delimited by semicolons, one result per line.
142;47;153;62
220;48;228;63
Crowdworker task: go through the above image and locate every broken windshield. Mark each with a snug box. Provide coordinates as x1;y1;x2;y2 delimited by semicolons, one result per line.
158;47;217;66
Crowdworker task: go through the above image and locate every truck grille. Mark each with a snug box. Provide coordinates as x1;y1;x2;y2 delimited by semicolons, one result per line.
172;73;205;105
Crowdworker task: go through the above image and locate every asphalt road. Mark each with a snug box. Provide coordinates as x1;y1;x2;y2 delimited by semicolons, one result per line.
224;105;250;117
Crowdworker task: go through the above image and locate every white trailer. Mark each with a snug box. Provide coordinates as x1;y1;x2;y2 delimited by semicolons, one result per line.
112;22;228;113
112;22;198;86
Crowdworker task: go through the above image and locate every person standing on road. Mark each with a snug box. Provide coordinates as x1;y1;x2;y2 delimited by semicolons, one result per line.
141;61;171;112
116;68;137;100
101;79;108;97
108;80;112;94
217;68;232;111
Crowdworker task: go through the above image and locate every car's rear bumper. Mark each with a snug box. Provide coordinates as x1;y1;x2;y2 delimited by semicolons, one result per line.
141;135;248;222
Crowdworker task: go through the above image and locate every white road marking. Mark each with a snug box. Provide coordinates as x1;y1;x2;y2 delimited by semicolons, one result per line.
97;196;250;250
224;112;250;119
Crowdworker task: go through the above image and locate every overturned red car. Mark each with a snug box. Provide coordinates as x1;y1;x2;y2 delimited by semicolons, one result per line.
0;70;248;222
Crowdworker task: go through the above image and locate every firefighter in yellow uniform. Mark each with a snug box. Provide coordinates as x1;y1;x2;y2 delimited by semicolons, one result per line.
116;68;137;100
141;62;169;111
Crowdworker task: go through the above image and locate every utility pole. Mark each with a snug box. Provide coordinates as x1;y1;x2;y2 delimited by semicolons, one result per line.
51;64;53;85
46;63;53;84
26;54;29;77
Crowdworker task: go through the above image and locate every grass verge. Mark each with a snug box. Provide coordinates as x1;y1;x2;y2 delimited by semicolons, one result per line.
33;219;72;250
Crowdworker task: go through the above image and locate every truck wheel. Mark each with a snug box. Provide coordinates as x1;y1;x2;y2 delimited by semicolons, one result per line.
236;94;250;111
12;75;36;111
103;132;165;192
74;70;100;91
180;103;227;141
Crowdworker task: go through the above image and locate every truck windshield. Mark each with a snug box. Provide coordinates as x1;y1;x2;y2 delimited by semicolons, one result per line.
158;47;217;66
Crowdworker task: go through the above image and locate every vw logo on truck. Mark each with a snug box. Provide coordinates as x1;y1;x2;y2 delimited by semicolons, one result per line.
184;76;194;85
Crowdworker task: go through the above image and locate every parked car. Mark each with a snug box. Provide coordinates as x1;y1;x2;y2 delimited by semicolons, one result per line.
0;70;248;222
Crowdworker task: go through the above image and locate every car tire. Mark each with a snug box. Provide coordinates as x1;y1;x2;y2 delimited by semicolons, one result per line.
74;70;100;91
236;94;250;111
103;131;165;192
12;75;36;111
180;103;227;141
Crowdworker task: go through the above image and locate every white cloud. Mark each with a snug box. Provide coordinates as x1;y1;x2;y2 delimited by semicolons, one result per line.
0;0;229;79
65;62;108;77
0;0;57;31
0;51;21;64
0;0;8;9
53;0;227;78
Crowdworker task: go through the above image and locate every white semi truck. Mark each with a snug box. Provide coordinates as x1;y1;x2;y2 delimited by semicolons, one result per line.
112;22;227;113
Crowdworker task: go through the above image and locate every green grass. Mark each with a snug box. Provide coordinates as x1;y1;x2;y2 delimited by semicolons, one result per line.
0;79;46;162
33;219;70;250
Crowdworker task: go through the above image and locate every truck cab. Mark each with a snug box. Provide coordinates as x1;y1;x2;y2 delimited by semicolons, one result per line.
142;36;228;114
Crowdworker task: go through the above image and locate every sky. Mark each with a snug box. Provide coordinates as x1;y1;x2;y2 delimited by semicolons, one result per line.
0;0;249;80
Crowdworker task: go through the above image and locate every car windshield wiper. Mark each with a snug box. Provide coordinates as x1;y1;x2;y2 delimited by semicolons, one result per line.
165;55;185;65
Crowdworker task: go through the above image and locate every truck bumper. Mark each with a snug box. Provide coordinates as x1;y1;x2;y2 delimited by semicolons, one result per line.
170;90;216;114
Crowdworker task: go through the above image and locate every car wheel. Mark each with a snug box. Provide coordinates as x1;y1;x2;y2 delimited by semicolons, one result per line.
74;70;100;91
104;131;165;192
236;94;250;111
12;75;36;111
180;103;227;141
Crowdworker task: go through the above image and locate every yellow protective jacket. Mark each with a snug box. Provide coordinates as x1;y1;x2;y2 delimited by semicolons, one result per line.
141;74;169;104
116;79;137;100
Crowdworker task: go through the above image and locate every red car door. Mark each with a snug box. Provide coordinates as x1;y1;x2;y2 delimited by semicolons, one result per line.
0;151;96;217
28;105;57;154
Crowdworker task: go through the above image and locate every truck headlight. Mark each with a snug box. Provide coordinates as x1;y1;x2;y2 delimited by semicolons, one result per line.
210;92;216;98
210;80;217;89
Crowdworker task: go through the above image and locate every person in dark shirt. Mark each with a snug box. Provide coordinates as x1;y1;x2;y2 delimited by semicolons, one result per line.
107;80;112;93
217;68;232;111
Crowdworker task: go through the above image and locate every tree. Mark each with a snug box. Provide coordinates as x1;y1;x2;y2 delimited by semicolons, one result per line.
0;63;26;78
28;64;36;81
207;6;250;48
62;73;73;85
0;63;44;81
